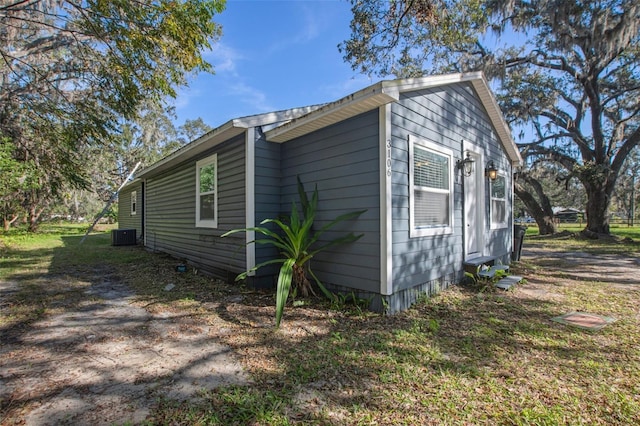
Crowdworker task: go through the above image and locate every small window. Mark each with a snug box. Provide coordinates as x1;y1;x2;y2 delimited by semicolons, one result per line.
196;154;217;228
409;135;454;237
130;190;137;216
491;174;507;228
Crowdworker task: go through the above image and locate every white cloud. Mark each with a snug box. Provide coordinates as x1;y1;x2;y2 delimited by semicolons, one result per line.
265;5;322;55
173;88;199;110
204;43;244;75
206;43;275;112
229;81;275;113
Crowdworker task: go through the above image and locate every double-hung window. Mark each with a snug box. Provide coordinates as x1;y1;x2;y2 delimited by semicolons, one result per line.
196;154;217;228
130;190;137;216
491;173;507;228
409;135;454;237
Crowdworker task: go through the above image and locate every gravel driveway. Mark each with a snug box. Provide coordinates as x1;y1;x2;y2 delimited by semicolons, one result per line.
0;276;248;425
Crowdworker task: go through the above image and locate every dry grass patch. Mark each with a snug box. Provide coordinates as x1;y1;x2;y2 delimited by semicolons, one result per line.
2;226;640;425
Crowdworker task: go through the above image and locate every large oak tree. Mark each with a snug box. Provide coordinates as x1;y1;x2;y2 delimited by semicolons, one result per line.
0;0;225;229
341;0;640;235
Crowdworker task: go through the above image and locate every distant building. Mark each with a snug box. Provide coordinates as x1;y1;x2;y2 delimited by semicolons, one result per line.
553;207;584;223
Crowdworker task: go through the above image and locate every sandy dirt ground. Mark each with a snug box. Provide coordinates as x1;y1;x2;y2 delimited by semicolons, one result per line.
1;245;639;425
0;276;249;426
519;246;640;291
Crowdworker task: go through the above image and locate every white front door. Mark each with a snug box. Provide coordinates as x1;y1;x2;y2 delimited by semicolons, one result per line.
464;149;484;259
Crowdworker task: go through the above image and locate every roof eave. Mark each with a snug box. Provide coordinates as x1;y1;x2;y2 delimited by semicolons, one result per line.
137;120;247;179
384;72;522;166
379;71;484;94
265;83;398;143
264;72;522;167
137;106;331;179
467;78;523;167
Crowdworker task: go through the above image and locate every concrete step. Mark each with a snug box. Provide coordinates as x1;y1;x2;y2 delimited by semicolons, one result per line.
477;265;510;279
495;275;523;290
463;256;498;275
464;256;497;267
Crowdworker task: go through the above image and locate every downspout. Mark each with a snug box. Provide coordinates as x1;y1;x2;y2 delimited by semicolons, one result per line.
141;180;145;245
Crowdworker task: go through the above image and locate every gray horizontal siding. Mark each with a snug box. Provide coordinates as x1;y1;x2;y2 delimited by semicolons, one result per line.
117;183;142;236
144;135;247;280
279;109;381;294
252;133;283;283
390;81;512;304
389;126;462;293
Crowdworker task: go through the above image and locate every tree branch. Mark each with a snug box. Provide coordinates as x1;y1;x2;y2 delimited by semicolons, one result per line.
610;127;640;184
526;145;580;171
516;132;574;148
0;0;37;12
537;110;591;155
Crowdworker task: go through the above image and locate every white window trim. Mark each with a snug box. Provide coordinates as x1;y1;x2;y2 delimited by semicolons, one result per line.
130;190;137;216
196;153;218;228
409;135;454;238
490;172;508;229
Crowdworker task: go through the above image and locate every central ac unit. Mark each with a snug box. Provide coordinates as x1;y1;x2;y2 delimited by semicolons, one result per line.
111;229;137;246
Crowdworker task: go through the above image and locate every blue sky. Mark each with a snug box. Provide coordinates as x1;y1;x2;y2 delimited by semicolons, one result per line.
172;0;373;128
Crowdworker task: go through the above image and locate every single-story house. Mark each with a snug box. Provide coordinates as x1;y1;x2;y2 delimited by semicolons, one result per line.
118;72;522;313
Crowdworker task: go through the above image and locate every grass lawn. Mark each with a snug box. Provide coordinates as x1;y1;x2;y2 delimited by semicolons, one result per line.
525;222;640;240
2;223;640;424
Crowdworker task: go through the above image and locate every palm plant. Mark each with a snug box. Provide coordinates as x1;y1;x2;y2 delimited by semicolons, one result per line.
222;177;366;327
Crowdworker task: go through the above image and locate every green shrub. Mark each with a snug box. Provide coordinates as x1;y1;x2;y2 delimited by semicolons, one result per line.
223;177;365;327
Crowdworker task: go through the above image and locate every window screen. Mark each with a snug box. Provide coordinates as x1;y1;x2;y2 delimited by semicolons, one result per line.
410;137;453;236
131;190;137;216
196;154;217;227
414;147;449;190
491;174;507;226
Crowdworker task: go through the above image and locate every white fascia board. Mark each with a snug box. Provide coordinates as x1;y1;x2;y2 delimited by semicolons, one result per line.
120;177;142;192
265;84;399;143
383;72;522;167
468;78;523;166
239;105;324;129
137;120;247;179
380;71;484;95
264;72;521;167
137;107;328;179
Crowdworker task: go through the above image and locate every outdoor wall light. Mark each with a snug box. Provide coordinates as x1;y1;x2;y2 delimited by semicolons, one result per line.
485;161;498;181
457;152;474;177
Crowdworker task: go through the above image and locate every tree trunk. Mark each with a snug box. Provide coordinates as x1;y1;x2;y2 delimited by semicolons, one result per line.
584;185;611;235
27;205;44;232
3;214;19;231
514;174;556;235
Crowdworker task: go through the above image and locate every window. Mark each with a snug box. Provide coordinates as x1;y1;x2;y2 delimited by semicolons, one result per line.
196;154;217;228
491;174;507;228
130;190;137;216
409;136;454;237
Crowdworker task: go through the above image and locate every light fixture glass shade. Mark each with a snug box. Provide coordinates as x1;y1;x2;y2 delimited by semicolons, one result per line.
458;152;474;177
463;158;473;176
485;161;498;180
